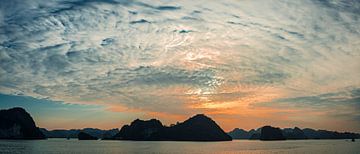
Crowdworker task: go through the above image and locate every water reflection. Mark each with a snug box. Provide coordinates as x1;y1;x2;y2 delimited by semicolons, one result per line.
0;139;358;154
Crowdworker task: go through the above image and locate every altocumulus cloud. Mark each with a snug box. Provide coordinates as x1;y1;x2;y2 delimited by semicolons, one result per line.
0;0;360;118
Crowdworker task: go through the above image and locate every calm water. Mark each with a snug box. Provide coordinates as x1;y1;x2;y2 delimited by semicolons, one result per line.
0;139;358;154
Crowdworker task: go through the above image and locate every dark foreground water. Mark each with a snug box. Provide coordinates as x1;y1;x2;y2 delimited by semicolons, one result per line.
0;139;358;154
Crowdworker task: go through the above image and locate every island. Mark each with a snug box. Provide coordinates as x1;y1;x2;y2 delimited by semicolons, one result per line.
260;126;286;141
112;114;232;141
229;126;360;140
40;128;119;139
0;107;45;139
228;128;259;139
78;132;98;140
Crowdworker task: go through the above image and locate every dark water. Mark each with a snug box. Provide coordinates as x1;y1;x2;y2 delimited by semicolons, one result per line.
0;139;358;154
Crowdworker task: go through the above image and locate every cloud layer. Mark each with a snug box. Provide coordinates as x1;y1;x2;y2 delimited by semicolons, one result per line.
0;0;359;131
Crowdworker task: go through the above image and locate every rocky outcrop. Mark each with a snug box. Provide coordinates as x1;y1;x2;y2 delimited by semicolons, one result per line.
114;119;164;140
228;128;260;139
113;114;232;141
230;126;360;140
260;126;286;141
303;128;360;139
0;107;45;139
282;127;307;139
249;130;261;140
78;132;98;140
41;128;119;139
165;114;232;141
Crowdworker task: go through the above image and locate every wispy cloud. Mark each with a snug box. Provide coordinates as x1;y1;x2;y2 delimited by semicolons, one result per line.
0;0;359;131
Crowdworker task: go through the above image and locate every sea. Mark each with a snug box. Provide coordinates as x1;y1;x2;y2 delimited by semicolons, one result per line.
0;139;358;154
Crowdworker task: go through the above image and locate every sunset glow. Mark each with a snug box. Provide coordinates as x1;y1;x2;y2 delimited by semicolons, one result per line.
0;0;359;133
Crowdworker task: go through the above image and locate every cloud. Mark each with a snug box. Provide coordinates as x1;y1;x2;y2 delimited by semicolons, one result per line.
0;0;359;128
252;87;360;125
253;88;360;108
129;19;151;24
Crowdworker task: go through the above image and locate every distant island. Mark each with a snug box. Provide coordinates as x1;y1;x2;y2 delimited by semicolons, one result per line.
78;132;98;140
0;107;45;139
260;126;286;140
112;114;232;141
40;128;119;139
228;126;360;140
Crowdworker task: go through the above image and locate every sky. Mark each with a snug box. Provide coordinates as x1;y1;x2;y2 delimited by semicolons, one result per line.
0;0;359;132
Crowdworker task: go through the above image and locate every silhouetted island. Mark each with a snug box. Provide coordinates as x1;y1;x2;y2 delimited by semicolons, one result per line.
78;132;98;140
282;127;307;139
0;107;45;139
228;128;259;139
260;126;286;141
229;126;360;140
302;128;360;139
112;114;232;141
40;128;119;139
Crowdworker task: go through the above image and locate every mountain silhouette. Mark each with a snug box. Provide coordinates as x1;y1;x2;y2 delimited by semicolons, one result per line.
114;119;164;140
260;126;286;140
78;132;98;140
41;128;119;139
0;107;45;139
303;128;360;139
282;127;307;139
113;114;232;141
229;126;360;140
228;128;258;139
